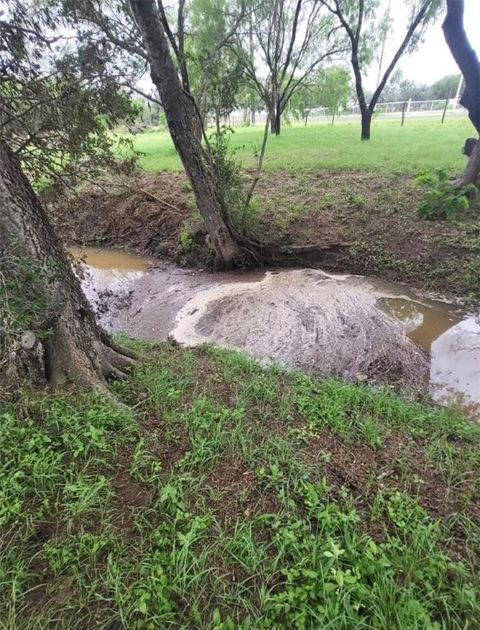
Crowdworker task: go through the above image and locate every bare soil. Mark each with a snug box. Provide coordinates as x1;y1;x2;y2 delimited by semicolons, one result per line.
46;170;480;301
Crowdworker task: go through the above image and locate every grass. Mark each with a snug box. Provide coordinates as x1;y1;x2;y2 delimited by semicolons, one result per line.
2;341;479;629
131;118;474;174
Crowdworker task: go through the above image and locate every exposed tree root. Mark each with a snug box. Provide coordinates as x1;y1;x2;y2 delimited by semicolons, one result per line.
233;231;352;268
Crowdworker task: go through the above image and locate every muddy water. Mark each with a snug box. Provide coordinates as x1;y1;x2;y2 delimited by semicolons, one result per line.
72;247;480;419
69;247;152;328
380;296;480;417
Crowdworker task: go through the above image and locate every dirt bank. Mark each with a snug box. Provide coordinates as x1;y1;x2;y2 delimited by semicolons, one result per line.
47;169;480;301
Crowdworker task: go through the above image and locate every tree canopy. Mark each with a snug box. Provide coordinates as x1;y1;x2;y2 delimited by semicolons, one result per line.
319;0;443;139
0;0;139;190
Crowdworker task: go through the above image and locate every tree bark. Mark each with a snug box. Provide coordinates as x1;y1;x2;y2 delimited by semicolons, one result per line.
270;107;277;133
442;0;480;186
129;0;239;268
459;139;480;186
275;108;281;136
360;108;372;141
442;0;480;135
0;140;135;390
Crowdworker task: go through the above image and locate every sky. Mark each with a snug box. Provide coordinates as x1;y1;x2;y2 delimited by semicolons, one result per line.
366;0;480;90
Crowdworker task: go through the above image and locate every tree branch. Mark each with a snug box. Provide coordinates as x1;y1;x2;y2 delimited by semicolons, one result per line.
442;0;480;134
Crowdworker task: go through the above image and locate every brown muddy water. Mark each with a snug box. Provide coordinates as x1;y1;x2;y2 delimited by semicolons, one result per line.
72;247;480;420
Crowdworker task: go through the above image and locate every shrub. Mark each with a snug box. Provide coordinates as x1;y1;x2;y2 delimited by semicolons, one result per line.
416;169;477;221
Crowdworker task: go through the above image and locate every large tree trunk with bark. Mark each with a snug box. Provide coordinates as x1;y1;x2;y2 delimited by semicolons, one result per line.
360;108;372;141
270;107;277;133
129;0;239;268
0;140;135;390
459;139;480;186
443;0;480;186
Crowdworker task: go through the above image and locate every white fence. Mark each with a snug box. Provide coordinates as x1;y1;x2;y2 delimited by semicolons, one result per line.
221;99;467;127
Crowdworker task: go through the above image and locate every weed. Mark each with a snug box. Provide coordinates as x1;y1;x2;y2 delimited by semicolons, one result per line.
1;343;479;629
416;169;477;221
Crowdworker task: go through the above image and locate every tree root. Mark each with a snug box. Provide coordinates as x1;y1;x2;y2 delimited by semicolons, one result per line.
234;233;352;267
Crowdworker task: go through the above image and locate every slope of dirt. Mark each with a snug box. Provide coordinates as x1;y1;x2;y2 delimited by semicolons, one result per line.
47;169;480;301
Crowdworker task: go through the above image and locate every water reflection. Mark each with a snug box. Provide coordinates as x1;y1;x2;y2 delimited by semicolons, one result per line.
381;297;480;419
67;247;480;420
69;246;151;328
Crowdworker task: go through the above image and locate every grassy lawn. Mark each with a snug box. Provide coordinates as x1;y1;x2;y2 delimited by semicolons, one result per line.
132;118;473;174
2;341;479;629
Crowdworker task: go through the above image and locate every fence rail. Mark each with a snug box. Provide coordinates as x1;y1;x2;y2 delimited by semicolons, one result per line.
221;99;467;127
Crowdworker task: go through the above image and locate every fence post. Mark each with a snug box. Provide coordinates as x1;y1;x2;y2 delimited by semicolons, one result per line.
401;101;407;126
407;98;412;113
441;98;449;124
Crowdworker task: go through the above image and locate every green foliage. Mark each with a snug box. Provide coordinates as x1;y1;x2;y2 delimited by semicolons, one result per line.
1;342;480;628
179;224;195;252
416;169;477;221
428;74;462;100
188;0;244;122
208;128;245;222
0;1;140;190
0;249;56;375
312;66;352;121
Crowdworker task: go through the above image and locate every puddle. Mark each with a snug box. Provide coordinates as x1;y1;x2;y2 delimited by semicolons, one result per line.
69;246;152;328
380;297;480;418
71;246;480;420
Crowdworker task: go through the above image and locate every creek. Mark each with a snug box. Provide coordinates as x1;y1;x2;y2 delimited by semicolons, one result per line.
72;246;480;420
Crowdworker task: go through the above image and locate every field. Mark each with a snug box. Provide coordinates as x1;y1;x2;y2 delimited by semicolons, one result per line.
2;341;480;629
132;118;473;174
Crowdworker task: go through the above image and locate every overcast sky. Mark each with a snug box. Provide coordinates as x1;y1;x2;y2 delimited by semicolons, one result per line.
366;0;480;89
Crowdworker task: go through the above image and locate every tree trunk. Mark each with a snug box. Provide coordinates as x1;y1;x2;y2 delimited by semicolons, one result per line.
361;109;372;141
0;140;135;390
215;109;221;135
443;0;480;135
442;0;480;186
331;109;336;125
129;0;239;268
459;139;480;186
270;108;276;133
275;107;281;136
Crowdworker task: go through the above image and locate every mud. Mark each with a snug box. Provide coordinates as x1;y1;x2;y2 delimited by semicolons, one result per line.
48;170;480;302
70;247;152;329
169;269;427;386
72;247;480;419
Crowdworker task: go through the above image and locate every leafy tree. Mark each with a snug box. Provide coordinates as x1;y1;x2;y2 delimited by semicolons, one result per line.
58;0;241;267
238;0;341;135
1;2;136;390
291;84;318;126
316;66;351;124
188;0;245;131
292;66;351;124
236;85;264;125
378;69;428;102
0;1;139;190
320;0;443;140
427;73;461;100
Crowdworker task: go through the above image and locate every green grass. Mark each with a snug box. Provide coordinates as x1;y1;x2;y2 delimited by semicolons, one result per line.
2;341;479;629
132;118;473;174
